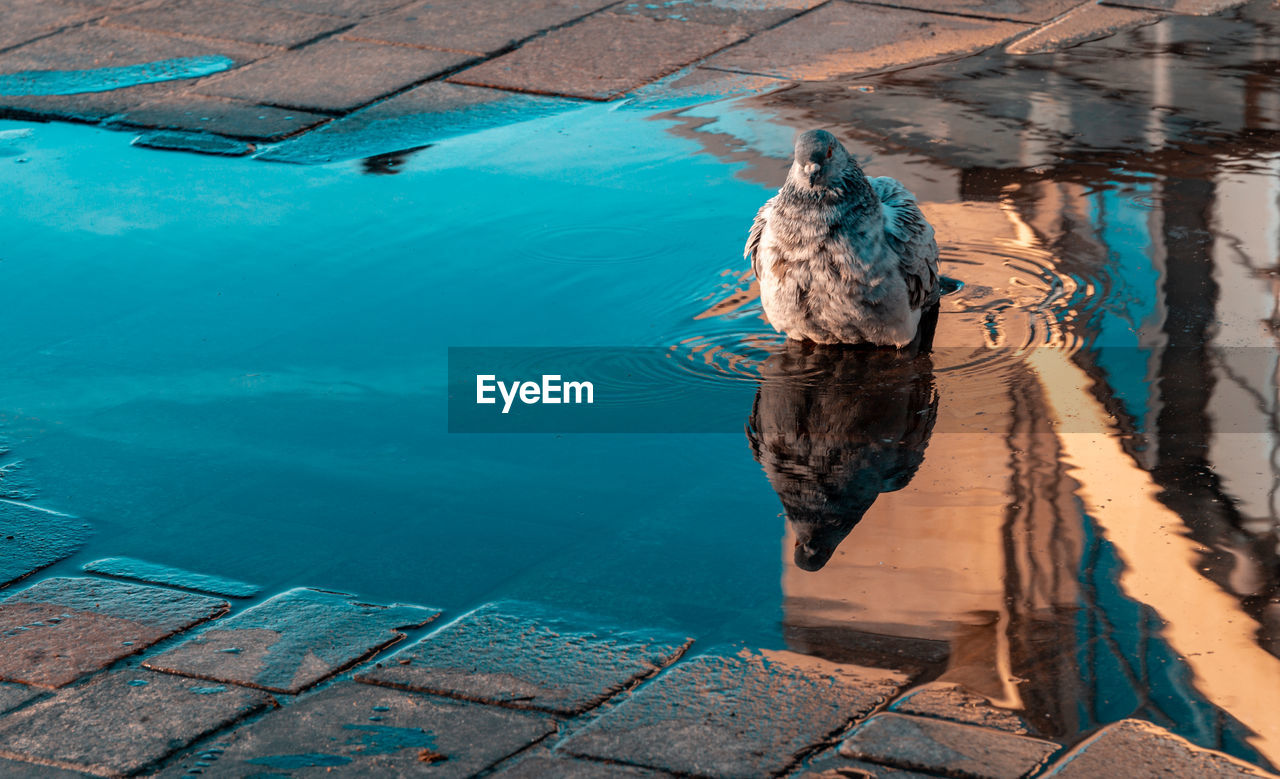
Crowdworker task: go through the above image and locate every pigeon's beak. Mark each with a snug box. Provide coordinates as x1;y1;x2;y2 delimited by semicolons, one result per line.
803;162;819;185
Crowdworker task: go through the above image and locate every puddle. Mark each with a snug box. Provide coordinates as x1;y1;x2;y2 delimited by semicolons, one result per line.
0;56;233;97
4;0;1280;771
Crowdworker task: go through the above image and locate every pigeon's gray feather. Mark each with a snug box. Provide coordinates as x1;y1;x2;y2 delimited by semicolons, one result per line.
746;130;940;347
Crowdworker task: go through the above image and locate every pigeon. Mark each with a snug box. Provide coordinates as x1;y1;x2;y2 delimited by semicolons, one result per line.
747;342;938;571
745;129;941;348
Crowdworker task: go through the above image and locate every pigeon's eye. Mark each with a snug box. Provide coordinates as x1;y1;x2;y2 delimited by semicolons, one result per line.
825;144;833;160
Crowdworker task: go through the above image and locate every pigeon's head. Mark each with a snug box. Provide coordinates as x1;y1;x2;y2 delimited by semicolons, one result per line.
791;129;852;188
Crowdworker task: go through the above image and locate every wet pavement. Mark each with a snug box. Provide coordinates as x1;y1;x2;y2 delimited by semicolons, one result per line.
5;0;1280;777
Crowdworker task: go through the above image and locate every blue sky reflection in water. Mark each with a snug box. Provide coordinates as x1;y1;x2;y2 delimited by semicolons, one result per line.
6;4;1280;769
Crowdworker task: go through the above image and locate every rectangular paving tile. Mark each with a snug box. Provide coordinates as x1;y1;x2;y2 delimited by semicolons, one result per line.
111;94;329;139
852;0;1086;23
145;587;439;693
105;0;349;48
1046;719;1276;778
495;754;671;777
799;749;942;778
449;12;748;101
616;0;825;32
358;600;692;716
0;0;99;52
1006;4;1161;55
162;682;554;777
0;577;228;688
198;38;475;112
0;25;272;122
258;81;575;163
0;683;40;715
82;556;264;598
239;0;417;17
1102;0;1244;14
838;713;1059;779
341;0;616;55
0;671;272;777
561;650;910;778
0;502;88;589
888;681;1033;735
704;2;1027;81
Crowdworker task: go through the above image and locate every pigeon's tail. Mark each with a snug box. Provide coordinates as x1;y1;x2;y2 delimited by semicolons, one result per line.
909;302;940;356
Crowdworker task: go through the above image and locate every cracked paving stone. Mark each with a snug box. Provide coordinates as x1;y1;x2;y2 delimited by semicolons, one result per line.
198;38;475;113
1045;719;1277;778
704;2;1026;81
110;94;329;140
850;0;1084;24
495;754;672;777
0;26;272;122
0;577;228;689
145;587;439;694
164;682;555;778
449;12;748;101
561;649;910;778
888;682;1033;735
258;81;574;164
0;503;88;590
342;0;616;55
358;600;692;716
0;671;272;777
839;713;1059;779
104;0;349;48
81;556;262;599
1006;4;1162;55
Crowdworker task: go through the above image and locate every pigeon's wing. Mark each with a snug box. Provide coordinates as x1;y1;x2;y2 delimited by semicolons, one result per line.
745;199;773;278
871;176;939;309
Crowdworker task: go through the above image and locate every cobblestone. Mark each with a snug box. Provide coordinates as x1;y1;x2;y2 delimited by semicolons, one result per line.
81;556;263;598
145;587;439;693
104;0;349;48
0;503;88;590
1045;719;1277;778
359;600;692;716
0;577;227;688
838;713;1059;779
888;682;1033;735
112;94;330;139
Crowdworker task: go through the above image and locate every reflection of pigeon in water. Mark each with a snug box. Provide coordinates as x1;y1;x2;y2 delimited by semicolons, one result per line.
747;342;938;571
746;129;940;348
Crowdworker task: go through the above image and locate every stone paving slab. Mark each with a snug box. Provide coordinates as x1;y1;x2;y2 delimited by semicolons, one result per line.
104;0;349;48
132;129;256;155
81;557;262;599
0;1;103;53
198;38;475;113
0;577;228;689
852;0;1086;23
358;600;693;716
0;684;40;716
145;587;439;694
1101;0;1246;15
258;81;575;164
1045;719;1278;778
110;94;330;139
162;681;555;777
450;12;749;101
0;757;90;778
616;0;825;33
561;649;910;778
237;0;417;17
888;682;1033;735
342;0;617;56
1006;3;1162;54
0;671;273;777
0;25;272;123
496;754;672;777
838;713;1059;779
798;749;944;778
0;502;89;590
705;2;1027;81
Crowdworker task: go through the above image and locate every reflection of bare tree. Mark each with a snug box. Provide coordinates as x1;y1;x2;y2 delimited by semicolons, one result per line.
746;342;936;570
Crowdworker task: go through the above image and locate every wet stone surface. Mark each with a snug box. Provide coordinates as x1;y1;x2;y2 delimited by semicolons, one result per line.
0;577;228;688
131;130;255;156
0;503;89;590
110;95;330;140
495;753;673;777
797;749;945;778
145;587;440;694
259;81;574;164
839;713;1059;779
450;12;748;100
167;681;555;777
888;682;1033;735
103;0;349;48
704;2;1026;81
861;0;1086;23
0;671;272;777
358;600;693;716
81;556;262;599
197;38;476;113
616;0;825;33
342;0;616;55
561;650;910;778
0;684;39;716
0;0;106;53
1006;3;1162;54
1046;719;1277;778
